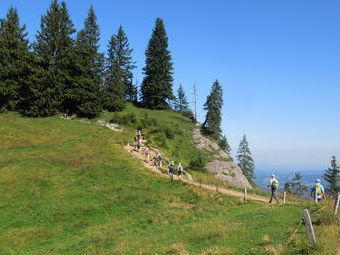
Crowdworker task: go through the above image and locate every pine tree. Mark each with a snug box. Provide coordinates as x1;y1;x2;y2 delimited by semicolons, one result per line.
324;156;340;196
71;6;103;117
284;172;307;195
219;135;231;155
175;84;189;112
141;18;174;109
202;80;223;140
104;25;136;111
237;135;255;185
0;7;31;112
26;0;76;117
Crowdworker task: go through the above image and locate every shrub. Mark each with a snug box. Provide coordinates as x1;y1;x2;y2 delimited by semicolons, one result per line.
140;112;158;128
110;112;138;127
189;153;207;171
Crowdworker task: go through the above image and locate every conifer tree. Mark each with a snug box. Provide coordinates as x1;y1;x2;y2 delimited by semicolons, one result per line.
219;135;231;155
141;18;174;109
175;84;189;112
26;0;76;116
202;80;223;140
104;25;136;111
0;7;31;112
324;156;340;196
237;135;255;185
71;6;103;117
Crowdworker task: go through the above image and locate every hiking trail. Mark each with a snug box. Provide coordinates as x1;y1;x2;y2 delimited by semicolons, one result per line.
124;140;270;204
60;116;270;204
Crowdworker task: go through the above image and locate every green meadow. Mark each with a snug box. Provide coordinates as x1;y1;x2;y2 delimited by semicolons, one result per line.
0;112;338;254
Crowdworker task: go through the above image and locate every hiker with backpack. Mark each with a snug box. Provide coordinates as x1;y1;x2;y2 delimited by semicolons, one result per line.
177;163;183;178
267;174;280;204
311;179;325;202
155;152;162;168
169;160;175;181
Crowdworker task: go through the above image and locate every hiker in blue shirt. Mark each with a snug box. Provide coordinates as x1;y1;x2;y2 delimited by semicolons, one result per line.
311;179;325;201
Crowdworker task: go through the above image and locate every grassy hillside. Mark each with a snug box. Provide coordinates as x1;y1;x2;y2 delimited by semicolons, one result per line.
0;112;339;254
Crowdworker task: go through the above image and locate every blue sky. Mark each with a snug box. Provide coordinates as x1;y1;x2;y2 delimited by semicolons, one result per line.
2;0;339;172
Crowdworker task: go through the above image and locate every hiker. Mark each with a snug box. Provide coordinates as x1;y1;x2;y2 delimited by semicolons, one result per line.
135;139;141;153
155;152;162;168
267;174;279;204
311;179;325;202
144;146;150;162
136;129;142;140
169;160;175;181
177;163;183;178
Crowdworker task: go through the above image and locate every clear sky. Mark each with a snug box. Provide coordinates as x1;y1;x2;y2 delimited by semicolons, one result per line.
2;0;339;172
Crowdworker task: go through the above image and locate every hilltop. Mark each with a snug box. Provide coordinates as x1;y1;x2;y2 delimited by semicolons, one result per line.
0;110;339;254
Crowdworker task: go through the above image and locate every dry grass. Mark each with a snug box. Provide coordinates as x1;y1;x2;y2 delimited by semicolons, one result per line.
262;234;270;245
199;246;234;255
263;244;285;255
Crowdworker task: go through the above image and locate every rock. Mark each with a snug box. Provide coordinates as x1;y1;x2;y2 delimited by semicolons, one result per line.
192;129;228;160
206;160;252;189
192;128;252;189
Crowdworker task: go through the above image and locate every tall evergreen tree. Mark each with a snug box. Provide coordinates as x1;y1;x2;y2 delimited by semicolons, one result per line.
104;25;136;111
26;0;76;117
202;80;223;140
237;135;255;185
71;6;103;117
141;18;174;109
174;84;189;112
324;156;340;196
219;134;231;155
0;7;31;112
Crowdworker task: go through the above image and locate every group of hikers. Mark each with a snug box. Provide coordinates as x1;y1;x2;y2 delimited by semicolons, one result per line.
134;129;184;180
134;129;326;202
268;174;326;204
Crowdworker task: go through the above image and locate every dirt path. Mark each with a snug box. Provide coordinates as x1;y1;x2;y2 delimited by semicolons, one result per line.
60;116;270;204
124;143;269;203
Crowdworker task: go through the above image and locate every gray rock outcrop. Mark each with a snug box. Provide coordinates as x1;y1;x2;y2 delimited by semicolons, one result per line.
193;128;252;189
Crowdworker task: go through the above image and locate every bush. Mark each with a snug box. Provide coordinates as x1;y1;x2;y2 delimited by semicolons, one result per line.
110;112;138;127
140;112;158;128
189;153;207;172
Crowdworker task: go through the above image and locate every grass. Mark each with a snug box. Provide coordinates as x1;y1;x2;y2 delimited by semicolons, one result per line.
0;112;339;254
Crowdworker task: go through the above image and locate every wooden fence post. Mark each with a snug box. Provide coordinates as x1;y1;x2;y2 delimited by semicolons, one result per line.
334;192;340;215
283;192;286;205
199;178;202;188
216;184;218;192
244;187;247;203
303;209;317;245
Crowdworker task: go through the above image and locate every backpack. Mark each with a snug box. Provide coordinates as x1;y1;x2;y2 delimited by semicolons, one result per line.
272;179;279;189
314;184;322;196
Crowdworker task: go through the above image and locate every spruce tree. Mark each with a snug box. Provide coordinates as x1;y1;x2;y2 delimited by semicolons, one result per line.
0;7;31;112
237;135;255;185
324;156;340;196
71;6;103;117
175;84;189;112
219;135;231;155
141;18;174;109
104;25;136;111
27;0;76;117
202;80;223;140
